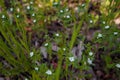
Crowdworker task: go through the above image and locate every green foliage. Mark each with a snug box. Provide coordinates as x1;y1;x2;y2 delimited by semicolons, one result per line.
0;0;120;80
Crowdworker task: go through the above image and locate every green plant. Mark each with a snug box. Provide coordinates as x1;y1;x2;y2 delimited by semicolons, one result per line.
0;0;120;80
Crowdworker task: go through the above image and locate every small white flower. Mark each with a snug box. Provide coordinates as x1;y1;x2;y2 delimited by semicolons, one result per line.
87;58;92;64
25;78;28;80
32;13;35;16
116;64;120;68
16;15;20;18
82;4;85;7
33;19;36;23
89;20;93;23
38;4;42;8
53;2;58;5
44;19;47;22
30;1;33;4
60;10;63;13
30;52;34;57
35;67;39;71
10;8;13;12
74;7;79;12
97;33;102;39
17;8;20;12
44;43;48;47
66;15;70;19
2;15;5;19
105;25;110;29
69;57;75;62
46;70;52;75
114;32;118;35
63;48;66;51
102;21;106;24
65;8;69;12
27;6;30;10
89;52;93;56
55;33;59;37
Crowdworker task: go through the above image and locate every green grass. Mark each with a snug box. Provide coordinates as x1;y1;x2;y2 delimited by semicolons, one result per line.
0;0;120;80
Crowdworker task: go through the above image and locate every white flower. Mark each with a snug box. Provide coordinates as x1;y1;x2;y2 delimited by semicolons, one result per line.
66;15;70;19
35;67;39;71
38;4;42;8
89;20;93;23
116;64;120;68
74;7;79;12
17;8;20;12
65;8;69;12
55;33;59;37
25;78;28;80
114;32;118;35
2;15;5;19
89;52;93;56
30;1;33;4
33;19;36;23
87;58;92;64
27;6;30;10
44;43;48;47
69;57;75;62
97;33;102;39
63;48;66;51
16;15;20;18
82;4;85;7
32;13;35;16
105;25;110;29
30;52;34;57
53;2;58;5
60;10;63;13
102;21;106;24
44;19;47;22
46;70;52;75
10;8;13;12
